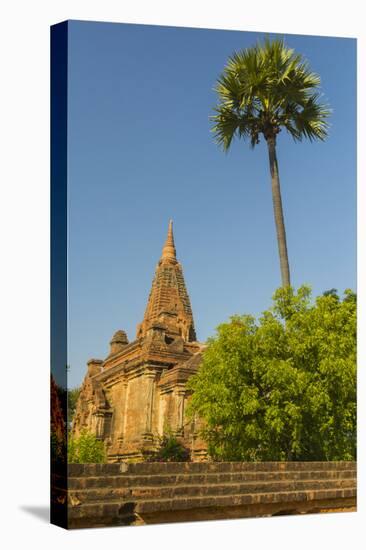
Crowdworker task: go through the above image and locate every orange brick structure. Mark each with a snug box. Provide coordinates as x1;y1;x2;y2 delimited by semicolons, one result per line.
72;221;206;461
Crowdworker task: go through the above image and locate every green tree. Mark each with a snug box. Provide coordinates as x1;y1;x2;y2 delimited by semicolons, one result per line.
68;430;106;463
187;287;356;461
212;39;330;287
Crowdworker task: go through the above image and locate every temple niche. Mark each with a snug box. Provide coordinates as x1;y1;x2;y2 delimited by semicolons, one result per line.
72;221;206;461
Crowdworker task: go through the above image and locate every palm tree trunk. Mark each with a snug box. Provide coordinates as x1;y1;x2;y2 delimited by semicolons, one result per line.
266;136;291;287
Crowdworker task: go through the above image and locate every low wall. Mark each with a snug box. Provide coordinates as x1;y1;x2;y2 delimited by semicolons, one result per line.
64;461;356;528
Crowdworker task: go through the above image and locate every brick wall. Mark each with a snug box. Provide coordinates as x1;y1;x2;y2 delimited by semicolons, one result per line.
62;461;356;528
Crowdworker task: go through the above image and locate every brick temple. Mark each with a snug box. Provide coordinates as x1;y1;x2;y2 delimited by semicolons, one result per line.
72;221;206;461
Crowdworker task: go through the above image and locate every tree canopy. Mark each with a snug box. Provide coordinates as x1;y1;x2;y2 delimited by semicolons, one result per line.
211;38;330;150
187;286;356;461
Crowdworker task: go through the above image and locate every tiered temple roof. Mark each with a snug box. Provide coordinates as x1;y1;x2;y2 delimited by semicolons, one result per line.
137;220;196;342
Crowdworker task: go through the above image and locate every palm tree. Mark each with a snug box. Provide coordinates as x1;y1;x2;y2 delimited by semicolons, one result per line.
212;38;330;287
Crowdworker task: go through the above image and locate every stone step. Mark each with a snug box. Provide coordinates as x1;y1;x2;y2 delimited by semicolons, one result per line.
68;461;356;478
68;487;357;520
136;487;357;514
68;478;356;504
68;468;356;490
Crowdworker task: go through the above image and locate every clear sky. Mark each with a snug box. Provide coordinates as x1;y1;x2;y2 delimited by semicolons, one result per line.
67;20;356;388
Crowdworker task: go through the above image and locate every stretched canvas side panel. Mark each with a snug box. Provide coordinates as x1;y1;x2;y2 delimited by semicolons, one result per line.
50;20;69;529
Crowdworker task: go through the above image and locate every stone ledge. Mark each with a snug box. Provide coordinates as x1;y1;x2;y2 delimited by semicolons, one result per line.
68;479;356;503
67;489;356;528
64;462;357;528
67;468;356;489
68;460;356;477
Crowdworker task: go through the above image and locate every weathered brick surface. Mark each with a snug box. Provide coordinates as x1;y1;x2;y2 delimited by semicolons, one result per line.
66;461;356;528
69;460;356;478
68;468;356;491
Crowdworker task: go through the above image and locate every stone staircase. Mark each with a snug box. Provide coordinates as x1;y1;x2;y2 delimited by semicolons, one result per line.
66;461;356;528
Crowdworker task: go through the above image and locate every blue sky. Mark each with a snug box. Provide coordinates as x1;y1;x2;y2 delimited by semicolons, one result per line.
67;21;356;388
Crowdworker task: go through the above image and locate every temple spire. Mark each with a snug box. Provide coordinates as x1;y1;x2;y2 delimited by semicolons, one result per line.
137;221;197;342
161;219;176;261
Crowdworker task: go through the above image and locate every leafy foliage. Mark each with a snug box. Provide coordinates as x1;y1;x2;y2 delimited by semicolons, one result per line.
68;430;106;463
187;286;356;461
143;434;191;462
212;38;331;149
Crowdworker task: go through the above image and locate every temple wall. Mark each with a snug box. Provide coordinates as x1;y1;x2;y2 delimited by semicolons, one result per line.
123;374;152;444
72;382;96;438
72;365;207;461
104;381;127;446
157;391;169;435
150;376;161;437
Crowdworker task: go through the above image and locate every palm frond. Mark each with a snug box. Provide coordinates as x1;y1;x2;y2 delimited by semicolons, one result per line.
211;107;241;151
292;93;331;141
211;106;256;151
211;38;331;149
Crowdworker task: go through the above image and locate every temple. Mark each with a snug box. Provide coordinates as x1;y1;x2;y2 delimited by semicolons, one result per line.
72;221;206;461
